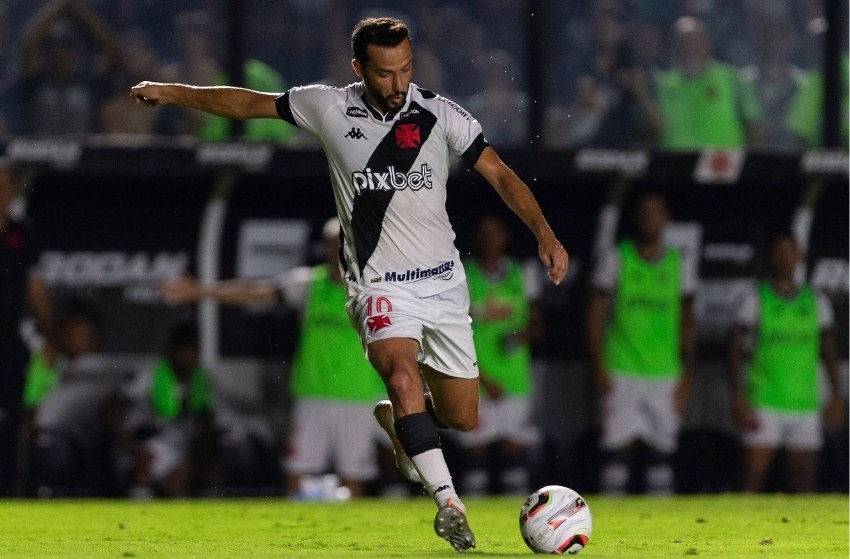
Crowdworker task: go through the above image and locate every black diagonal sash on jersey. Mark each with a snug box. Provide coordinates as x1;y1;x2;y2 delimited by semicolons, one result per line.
351;102;438;275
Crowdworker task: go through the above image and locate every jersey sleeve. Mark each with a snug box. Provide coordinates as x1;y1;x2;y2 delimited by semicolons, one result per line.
731;286;759;329
438;95;489;166
275;85;336;135
814;291;835;330
589;247;619;293
271;266;313;313
680;248;698;297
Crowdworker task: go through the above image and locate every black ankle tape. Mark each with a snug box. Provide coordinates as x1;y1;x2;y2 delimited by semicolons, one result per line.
425;392;450;430
395;412;441;457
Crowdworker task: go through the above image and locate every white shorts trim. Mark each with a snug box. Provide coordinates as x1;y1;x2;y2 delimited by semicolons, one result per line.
346;283;478;379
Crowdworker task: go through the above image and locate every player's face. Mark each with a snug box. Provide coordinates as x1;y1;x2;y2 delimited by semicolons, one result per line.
769;237;800;279
634;195;669;243
354;38;413;114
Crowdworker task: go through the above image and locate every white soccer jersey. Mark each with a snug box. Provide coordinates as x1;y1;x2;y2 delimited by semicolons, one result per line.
275;81;489;298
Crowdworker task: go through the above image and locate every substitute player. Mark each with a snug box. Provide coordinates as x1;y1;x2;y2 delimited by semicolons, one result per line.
132;17;568;551
729;233;844;492
586;192;696;495
161;218;387;498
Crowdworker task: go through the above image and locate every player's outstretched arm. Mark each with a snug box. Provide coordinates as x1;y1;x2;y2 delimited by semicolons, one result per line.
130;81;279;120
474;146;569;285
161;276;279;306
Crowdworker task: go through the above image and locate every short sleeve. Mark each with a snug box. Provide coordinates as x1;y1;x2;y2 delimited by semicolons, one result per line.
438;95;489;165
275;85;337;135
590;247;619;293
680;248;698;297
271;266;313;313
731;287;759;329
814;291;835;330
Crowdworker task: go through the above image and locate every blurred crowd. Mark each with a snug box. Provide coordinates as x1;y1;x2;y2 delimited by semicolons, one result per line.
0;0;846;149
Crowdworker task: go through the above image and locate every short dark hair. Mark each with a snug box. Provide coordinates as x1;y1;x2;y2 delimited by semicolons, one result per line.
166;320;199;352
351;17;410;66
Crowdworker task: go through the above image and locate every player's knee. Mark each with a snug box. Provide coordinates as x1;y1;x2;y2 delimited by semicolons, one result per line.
382;366;423;400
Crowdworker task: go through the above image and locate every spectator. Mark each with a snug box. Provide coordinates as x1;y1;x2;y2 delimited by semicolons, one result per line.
160;218;386;498
160;9;221;136
656;16;763;151
19;0;119;135
586;192;697;495
17;300;118;497
729;234;845;493
546;1;661;149
163;9;295;143
742;18;808;151
787;51;849;149
455;215;541;495
464;49;529;147
125;321;220;498
199;58;296;144
0;160;53;497
99;28;169;135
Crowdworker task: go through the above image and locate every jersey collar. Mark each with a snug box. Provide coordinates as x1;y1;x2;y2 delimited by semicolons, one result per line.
359;83;411;122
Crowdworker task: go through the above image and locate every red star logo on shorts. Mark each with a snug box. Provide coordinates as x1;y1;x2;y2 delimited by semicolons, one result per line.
395;124;421;148
367;314;392;333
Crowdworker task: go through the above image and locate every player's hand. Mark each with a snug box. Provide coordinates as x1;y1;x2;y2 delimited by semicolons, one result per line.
539;237;569;285
732;393;757;431
130;81;167;108
160;275;201;304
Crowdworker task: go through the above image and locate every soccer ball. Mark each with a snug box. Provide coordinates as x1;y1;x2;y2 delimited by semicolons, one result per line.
519;485;592;554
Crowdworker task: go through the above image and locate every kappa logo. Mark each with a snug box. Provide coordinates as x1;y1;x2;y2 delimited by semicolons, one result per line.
346;107;368;118
366;314;392;333
395;123;421;148
344;127;367;140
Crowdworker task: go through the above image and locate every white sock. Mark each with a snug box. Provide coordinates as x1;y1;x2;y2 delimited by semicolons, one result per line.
411;448;459;508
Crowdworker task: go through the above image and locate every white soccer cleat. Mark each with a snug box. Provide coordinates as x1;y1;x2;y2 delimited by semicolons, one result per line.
373;400;421;483
434;498;476;552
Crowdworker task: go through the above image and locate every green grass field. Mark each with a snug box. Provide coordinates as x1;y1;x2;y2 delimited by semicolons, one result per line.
0;494;846;558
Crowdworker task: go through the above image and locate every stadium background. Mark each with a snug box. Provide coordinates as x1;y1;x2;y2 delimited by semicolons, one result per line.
0;0;847;496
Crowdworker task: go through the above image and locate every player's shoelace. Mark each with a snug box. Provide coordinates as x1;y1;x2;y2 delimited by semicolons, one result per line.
372;400;421;483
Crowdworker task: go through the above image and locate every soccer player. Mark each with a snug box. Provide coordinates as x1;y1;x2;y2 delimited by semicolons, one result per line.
160;218;387;498
456;215;540;495
132;17;568;551
729;234;844;493
586;192;696;495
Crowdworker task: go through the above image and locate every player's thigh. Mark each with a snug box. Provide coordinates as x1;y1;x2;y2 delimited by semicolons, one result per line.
285;401;332;474
642;380;680;453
